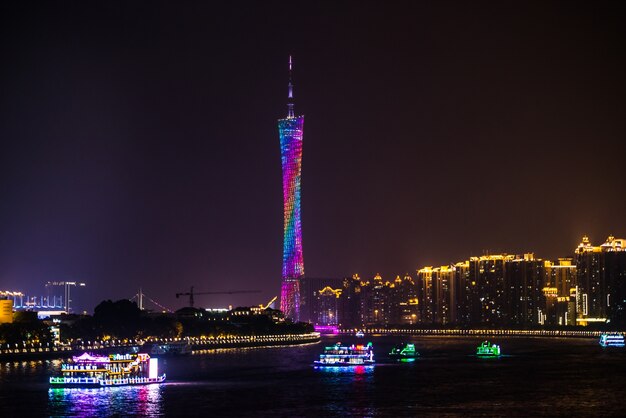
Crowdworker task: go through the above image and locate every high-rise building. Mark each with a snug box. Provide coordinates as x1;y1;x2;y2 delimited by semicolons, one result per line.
575;235;626;326
469;255;511;326
454;261;473;325
434;265;456;325
315;286;342;325
361;274;391;326
416;267;435;324
389;275;420;325
543;258;577;326
504;254;544;326
279;56;305;322
338;275;363;328
418;266;456;324
299;277;344;323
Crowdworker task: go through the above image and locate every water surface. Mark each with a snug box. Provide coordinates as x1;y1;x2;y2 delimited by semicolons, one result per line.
1;336;625;417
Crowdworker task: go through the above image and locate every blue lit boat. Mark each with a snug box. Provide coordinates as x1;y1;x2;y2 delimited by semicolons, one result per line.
389;343;420;361
313;342;375;366
599;333;625;347
355;330;365;338
476;341;501;358
49;352;166;387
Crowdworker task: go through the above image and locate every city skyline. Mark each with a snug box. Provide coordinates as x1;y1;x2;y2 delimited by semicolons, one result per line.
303;234;626;329
1;2;625;312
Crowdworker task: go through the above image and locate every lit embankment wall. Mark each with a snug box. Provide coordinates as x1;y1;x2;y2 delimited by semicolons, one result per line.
338;328;622;338
0;333;321;360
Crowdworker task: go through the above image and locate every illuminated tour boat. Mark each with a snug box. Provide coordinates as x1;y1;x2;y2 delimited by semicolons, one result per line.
355;330;365;338
389;343;420;360
313;342;375;367
49;352;166;387
599;333;625;347
476;341;501;358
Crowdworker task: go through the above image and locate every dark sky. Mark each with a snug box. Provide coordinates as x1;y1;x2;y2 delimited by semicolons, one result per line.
1;1;625;312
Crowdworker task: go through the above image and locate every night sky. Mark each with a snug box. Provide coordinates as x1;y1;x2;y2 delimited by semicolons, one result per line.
1;2;624;312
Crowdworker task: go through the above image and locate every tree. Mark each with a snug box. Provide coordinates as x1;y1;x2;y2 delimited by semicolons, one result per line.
93;299;142;339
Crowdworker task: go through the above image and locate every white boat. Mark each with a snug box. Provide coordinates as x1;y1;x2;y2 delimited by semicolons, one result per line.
313;342;375;367
599;333;625;347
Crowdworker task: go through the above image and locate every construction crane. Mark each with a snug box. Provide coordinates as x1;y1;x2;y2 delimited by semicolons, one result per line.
175;286;261;308
260;296;278;310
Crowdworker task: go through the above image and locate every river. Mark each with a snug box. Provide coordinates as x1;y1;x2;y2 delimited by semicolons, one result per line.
1;335;625;416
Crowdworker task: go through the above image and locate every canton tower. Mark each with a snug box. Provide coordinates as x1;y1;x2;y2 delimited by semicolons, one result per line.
278;56;304;322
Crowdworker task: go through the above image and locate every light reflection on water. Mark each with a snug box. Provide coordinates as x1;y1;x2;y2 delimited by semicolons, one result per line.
1;337;625;416
313;364;374;375
48;384;163;417
313;364;376;417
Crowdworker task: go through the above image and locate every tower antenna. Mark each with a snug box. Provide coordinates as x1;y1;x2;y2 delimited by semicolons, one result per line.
287;55;295;118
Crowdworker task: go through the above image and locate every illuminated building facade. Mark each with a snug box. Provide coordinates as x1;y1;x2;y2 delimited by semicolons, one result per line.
543;258;577;325
338;275;363;328
417;267;435;323
316;237;626;328
360;274;391;326
299;277;344;323
279;56;304;321
389;275;420;325
315;286;341;325
417;266;455;324
469;255;510;325
434;266;456;324
0;298;13;324
575;235;626;325
504;254;544;326
454;261;472;325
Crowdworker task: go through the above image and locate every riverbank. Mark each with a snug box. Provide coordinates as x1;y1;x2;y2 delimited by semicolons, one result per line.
0;332;321;361
338;328;623;338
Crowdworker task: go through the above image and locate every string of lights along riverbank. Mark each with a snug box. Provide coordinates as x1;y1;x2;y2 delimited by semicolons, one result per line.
279;56;304;322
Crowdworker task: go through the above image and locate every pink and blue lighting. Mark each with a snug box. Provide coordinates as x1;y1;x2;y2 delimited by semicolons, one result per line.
314;324;339;334
279;56;304;322
72;353;109;363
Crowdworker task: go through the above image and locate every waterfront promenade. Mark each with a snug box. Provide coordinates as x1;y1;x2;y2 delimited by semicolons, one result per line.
3;328;621;361
339;328;621;338
0;332;321;360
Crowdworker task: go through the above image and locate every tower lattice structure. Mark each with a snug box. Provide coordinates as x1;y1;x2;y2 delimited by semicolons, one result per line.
279;56;304;321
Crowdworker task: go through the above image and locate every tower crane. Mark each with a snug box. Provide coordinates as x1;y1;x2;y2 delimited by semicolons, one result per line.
175;286;261;308
260;296;278;310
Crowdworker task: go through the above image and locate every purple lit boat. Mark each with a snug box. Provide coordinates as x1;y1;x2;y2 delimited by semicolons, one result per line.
49;352;166;387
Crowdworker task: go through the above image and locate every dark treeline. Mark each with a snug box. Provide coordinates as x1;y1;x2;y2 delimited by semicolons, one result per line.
0;311;53;345
0;300;314;346
61;300;313;342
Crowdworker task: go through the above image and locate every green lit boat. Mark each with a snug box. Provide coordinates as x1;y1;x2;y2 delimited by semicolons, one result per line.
389;343;420;360
476;341;501;357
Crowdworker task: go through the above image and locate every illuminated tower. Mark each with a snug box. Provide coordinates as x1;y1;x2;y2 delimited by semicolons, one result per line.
279;56;304;321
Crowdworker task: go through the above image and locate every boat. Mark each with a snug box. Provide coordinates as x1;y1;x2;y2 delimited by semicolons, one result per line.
389;343;420;360
476;341;501;357
355;330;365;338
599;333;625;347
313;342;375;366
144;341;192;356
49;352;166;387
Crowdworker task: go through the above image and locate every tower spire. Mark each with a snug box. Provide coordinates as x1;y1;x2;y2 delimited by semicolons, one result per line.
287;55;295;118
